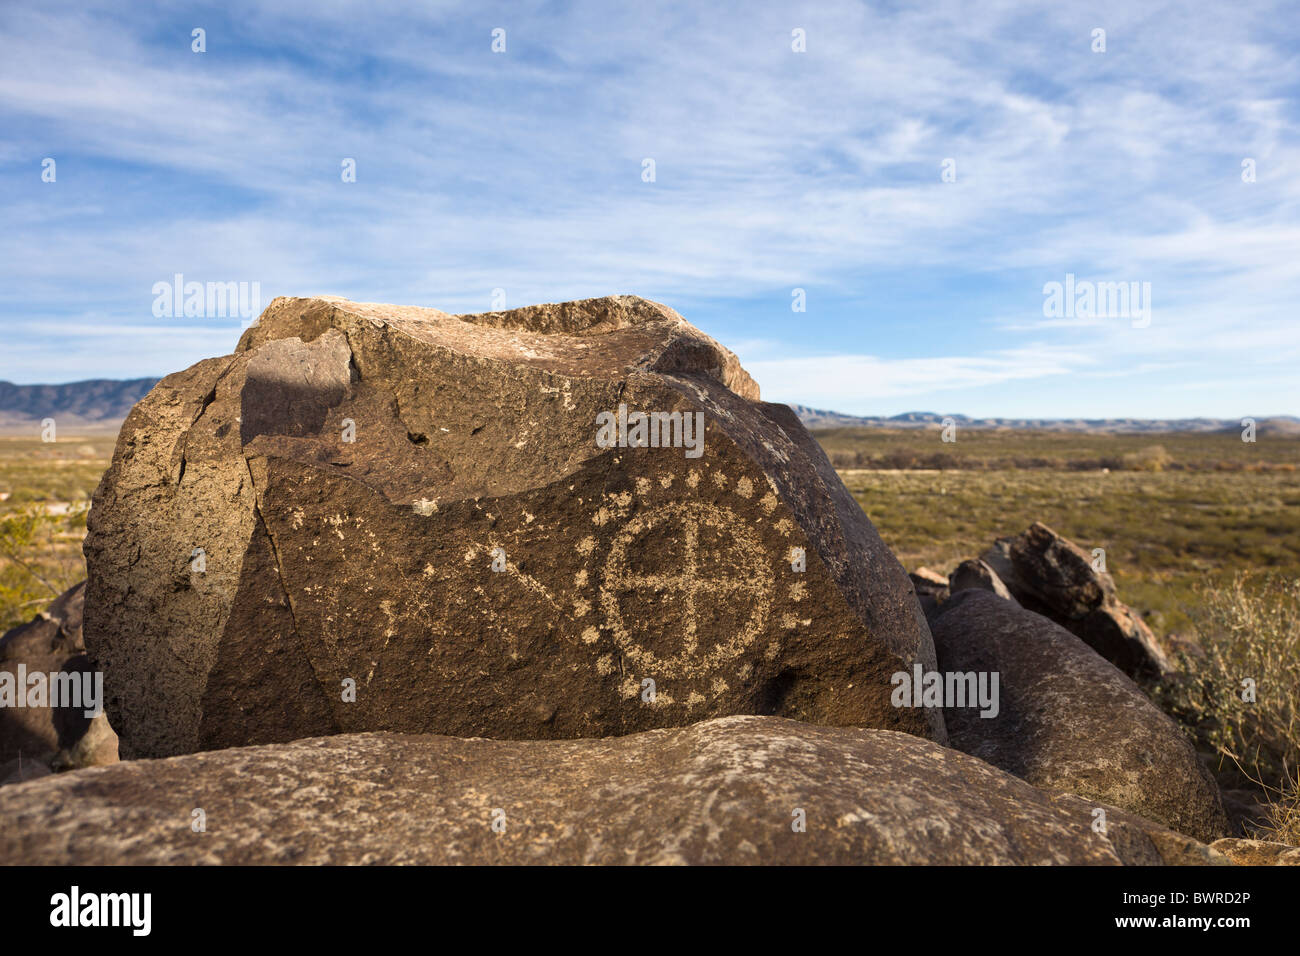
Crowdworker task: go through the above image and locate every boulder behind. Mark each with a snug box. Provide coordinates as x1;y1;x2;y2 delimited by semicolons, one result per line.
931;589;1228;843
981;522;1171;678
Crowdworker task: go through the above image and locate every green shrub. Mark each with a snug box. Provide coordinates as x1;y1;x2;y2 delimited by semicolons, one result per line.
1157;574;1300;807
0;504;88;633
1121;444;1173;472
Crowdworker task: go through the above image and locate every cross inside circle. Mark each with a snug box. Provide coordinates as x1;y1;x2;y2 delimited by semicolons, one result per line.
597;500;773;679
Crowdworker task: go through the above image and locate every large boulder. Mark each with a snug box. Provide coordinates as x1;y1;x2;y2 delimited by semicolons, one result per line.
981;523;1170;678
931;590;1228;843
0;582;118;785
0;715;1227;865
84;296;943;758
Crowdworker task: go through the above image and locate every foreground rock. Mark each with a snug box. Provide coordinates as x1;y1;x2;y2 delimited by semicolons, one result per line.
1208;838;1300;866
980;522;1171;678
931;590;1228;844
85;296;943;758
0;715;1227;865
0;583;118;785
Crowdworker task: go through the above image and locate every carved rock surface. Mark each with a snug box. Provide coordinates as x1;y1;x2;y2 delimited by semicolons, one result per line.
84;296;943;758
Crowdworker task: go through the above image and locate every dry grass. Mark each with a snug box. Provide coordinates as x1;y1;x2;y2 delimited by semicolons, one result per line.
1253;770;1300;845
1153;574;1300;839
837;466;1300;635
1155;575;1299;785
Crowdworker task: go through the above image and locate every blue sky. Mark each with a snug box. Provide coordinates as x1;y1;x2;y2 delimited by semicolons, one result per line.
2;0;1297;418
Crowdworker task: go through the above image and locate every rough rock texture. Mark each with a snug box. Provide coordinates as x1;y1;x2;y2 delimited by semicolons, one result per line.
0;582;118;784
981;523;1171;678
948;558;1018;604
1208;838;1300;866
0;715;1227;865
931;590;1228;844
84;296;943;759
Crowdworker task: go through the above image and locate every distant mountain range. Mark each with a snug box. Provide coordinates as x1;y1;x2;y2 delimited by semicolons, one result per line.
788;405;1300;435
0;378;160;432
0;380;1295;436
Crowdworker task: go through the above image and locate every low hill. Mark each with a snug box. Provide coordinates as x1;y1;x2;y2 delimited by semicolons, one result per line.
789;404;1300;435
0;379;159;433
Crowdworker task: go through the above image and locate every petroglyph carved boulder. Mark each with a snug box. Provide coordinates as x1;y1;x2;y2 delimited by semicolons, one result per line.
84;296;944;757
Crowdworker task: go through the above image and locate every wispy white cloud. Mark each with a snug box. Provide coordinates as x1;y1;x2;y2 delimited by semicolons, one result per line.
748;344;1093;403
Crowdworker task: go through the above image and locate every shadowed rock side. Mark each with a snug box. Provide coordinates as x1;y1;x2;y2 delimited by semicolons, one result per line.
84;295;943;759
948;558;1018;604
0;715;1227;865
931;590;1228;844
0;583;118;785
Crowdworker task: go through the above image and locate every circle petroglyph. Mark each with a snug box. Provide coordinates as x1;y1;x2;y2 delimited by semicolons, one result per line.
598;501;773;679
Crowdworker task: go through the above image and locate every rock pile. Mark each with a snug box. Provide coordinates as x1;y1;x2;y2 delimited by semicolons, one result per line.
0;582;118;785
928;522;1171;679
